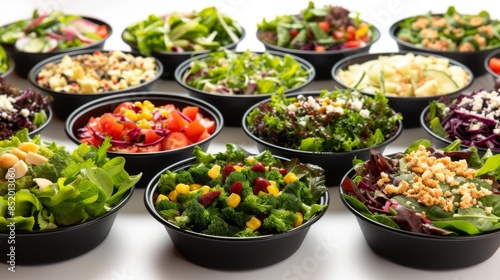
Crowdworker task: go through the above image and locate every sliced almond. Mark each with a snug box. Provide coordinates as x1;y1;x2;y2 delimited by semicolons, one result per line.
7;160;28;179
33;178;53;191
25;152;49;166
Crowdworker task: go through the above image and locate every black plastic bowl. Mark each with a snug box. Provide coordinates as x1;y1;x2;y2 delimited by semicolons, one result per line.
331;51;474;128
0;187;133;264
28;49;163;120
122;29;245;80
390;15;500;76
174;50;315;127
144;156;329;270
484;48;500;90
0;57;14;78
256;25;380;80
65;92;224;187
4;16;112;78
339;167;500;269
242;91;403;187
27;105;52;138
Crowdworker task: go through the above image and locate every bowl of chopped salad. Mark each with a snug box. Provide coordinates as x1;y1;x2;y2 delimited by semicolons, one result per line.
420;89;500;155
28;49;163;120
174;49;315;126
242;89;403;187
121;6;245;80
0;77;51;140
389;6;500;76
0;10;112;78
340;139;500;269
256;2;380;80
0;129;142;264
65;91;224;187
332;51;474;128
144;144;329;269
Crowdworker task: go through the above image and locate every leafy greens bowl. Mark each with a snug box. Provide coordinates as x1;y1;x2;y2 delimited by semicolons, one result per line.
242;90;403;186
121;6;245;79
0;129;141;264
174;49;315;126
339;140;500;269
144;144;329;269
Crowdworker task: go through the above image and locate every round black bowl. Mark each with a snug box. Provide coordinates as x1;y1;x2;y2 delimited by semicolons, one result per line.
257;26;380;80
144;156;329;270
27;105;52;138
340;166;500;269
389;15;500;76
174;50;315;127
28;49;163;120
65;92;224;187
484;48;500;91
0;187;133;264
0;58;14;79
5;16;112;78
332;51;474;128
242;91;403;187
122;29;245;80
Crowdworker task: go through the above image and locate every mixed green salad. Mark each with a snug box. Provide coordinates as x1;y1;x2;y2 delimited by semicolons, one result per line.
152;144;328;237
122;6;244;55
181;49;313;95
426;89;500;152
0;129;142;231
0;10;110;53
396;6;500;52
0;77;49;140
246;89;402;152
257;1;375;51
341;139;500;236
0;45;10;75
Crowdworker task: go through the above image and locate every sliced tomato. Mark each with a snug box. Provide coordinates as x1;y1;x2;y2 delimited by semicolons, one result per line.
99;113;123;139
161;132;189;150
289;29;298;38
142;129;162;144
184;119;206;143
315;45;326;52
113;102;135;114
181;106;199;121
333;30;344;40
197;130;211;142
345;40;362;48
489;57;500;74
346;25;356;41
198;117;216;134
96;25;109;38
318;21;330;32
166;110;188;132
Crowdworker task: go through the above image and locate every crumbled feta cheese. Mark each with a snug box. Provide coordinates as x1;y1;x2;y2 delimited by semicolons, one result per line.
349;99;363;111
287;104;297;112
360;109;370;119
20;108;30;118
332;106;344;115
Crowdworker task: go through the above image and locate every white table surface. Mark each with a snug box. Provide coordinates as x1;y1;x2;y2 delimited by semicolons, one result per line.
1;0;499;279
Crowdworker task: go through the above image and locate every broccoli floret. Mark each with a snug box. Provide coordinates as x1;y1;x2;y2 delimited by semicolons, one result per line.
32;162;58;182
252;150;281;166
301;203;328;221
155;199;179;221
193;145;216;165
220;207;251;228
49;148;72;176
207;176;222;188
189;165;212;185
234;228;260;237
215;144;247;164
224;171;247;189
201;216;239;237
278;192;301;212
265;169;285;186
283;180;314;205
236;194;272;215
262;209;297;233
175;200;210;231
158;170;177;194
176;169;194;185
260;193;280;209
177;189;203;207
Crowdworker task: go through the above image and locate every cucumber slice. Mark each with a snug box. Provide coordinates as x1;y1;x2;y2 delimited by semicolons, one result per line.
15;37;58;53
423;69;458;93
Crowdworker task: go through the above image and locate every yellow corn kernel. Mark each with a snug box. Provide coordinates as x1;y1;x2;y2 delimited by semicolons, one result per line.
143;100;155;111
246;216;262;231
246;156;254;164
208;164;221;179
294;212;303;227
134;101;143;108
18;142;39;153
284;173;299;184
155;194;169;204
175;183;190;194
267;185;280;197
158;108;169;117
138;110;153;121
137;119;151;129
233;165;242;172
190;183;203;191
356;24;369;38
200;185;211;195
123;110;138;121
168;190;179;202
227;193;241;208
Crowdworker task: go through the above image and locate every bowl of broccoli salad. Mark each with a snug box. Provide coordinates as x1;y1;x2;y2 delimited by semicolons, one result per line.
144;144;329;269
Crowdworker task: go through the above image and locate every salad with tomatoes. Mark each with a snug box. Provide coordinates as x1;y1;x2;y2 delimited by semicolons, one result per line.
257;1;375;52
77;100;216;153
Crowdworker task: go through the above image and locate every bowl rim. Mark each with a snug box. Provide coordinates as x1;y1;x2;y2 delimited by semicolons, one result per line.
27;49;164;97
143;156;330;241
389;14;500;55
0;185;134;236
0;57;15;78
339;158;500;240
331;50;475;100
64;91;225;156
256;23;381;55
241;91;403;156
484;48;500;79
6;15;113;55
121;27;246;56
173;49;316;98
27;104;53;138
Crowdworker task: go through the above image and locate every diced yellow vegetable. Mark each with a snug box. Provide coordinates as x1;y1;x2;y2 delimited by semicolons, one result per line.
175;183;190;194
294;212;303;227
138;110;153;121
233;165;242;172
168;190;179;202
284;173;299;184
123;110;138;121
18;142;39;153
208;164;221;179
137;119;151;129
143;100;155;111
246;217;262;231
267;185;280;197
200;185;211;195
155;194;169;204
227;193;241;208
134;101;143;108
190;183;203;191
10;148;27;161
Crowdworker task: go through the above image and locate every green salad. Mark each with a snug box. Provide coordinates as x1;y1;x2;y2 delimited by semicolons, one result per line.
181;49;313;95
122;6;244;55
396;6;500;52
0;45;10;75
153;144;328;237
0;129;142;231
341;139;500;236
246;89;402;152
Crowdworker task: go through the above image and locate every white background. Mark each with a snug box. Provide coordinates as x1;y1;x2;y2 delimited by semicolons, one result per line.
1;0;499;279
